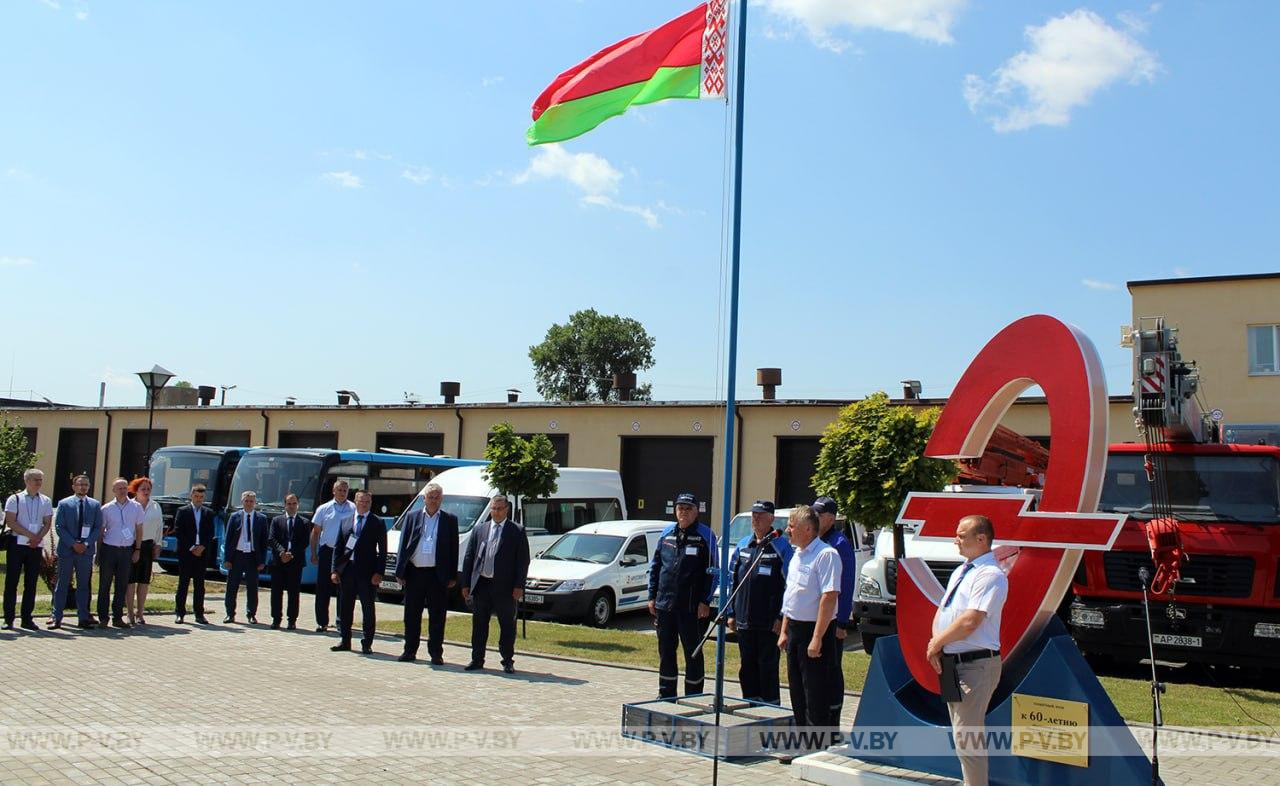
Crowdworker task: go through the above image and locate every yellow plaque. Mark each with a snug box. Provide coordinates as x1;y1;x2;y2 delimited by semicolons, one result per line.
1010;693;1089;768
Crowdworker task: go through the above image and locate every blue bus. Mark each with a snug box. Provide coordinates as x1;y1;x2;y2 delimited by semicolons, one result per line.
151;446;252;575
221;448;485;586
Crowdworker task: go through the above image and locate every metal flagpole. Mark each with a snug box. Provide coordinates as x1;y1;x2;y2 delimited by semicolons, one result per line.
712;0;749;782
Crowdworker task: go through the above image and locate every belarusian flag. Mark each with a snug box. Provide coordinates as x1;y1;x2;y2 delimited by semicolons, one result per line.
527;2;728;145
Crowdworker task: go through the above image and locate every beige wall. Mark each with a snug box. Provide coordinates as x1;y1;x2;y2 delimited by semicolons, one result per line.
4;397;1143;530
1130;276;1280;425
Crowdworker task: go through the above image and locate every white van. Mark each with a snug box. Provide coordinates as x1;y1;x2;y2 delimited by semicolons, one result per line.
380;465;627;595
523;519;668;627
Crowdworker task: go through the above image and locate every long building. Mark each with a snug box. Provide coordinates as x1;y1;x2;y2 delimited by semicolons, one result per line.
4;273;1276;527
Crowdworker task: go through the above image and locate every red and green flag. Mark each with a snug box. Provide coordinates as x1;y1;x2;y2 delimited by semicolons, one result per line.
527;2;729;145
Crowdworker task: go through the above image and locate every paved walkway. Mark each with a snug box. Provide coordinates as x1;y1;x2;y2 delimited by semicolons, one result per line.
2;586;1275;785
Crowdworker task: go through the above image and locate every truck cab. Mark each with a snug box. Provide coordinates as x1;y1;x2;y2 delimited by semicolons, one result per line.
1069;443;1280;667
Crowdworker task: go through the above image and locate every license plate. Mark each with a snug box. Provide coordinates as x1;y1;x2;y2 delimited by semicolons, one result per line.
523;593;544;605
1254;623;1280;639
379;580;399;591
1153;633;1201;648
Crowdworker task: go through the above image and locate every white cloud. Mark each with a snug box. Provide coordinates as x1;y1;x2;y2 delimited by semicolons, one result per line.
1173;266;1192;278
514;144;621;196
760;0;967;47
582;195;660;229
481;76;504;88
1081;278;1117;291
0;256;35;267
101;367;138;386
1118;3;1160;34
38;0;61;9
321;170;363;189
400;166;432;185
75;9;88;21
964;9;1160;133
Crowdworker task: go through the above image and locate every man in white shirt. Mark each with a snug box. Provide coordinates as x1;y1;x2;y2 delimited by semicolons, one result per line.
778;505;841;747
4;468;54;630
396;483;460;664
927;514;1008;786
98;478;144;628
310;480;355;632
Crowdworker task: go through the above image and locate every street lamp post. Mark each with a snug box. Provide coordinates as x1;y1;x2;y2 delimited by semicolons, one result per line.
136;365;175;476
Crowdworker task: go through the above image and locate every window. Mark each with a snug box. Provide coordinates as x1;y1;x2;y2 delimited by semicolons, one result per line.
622;535;649;563
521;498;624;535
195;429;251;447
1249;325;1280;375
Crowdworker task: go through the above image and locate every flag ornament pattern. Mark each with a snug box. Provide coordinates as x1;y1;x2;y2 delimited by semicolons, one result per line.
527;1;728;146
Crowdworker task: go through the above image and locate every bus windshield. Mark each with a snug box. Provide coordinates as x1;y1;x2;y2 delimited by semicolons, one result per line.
229;454;325;513
149;450;224;502
1099;453;1280;523
394;493;492;535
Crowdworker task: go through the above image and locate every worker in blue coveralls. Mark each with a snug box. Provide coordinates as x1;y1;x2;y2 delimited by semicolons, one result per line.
725;499;793;704
813;495;857;722
648;492;717;699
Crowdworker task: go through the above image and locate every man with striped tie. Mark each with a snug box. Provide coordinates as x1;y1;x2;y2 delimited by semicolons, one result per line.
927;514;1008;786
330;490;386;654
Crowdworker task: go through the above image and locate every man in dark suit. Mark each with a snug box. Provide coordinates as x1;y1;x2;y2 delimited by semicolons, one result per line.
174;483;216;624
461;494;530;674
395;482;459;663
330;489;386;654
268;493;311;630
223;490;269;624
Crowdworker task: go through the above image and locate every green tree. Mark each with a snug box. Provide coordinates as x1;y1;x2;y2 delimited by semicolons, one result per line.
528;309;655;401
811;392;957;531
0;416;40;499
173;380;194;388
482;422;559;503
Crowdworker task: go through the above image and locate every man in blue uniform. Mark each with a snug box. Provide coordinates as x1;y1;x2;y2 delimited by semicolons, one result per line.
814;496;857;723
725;500;792;704
648;492;717;698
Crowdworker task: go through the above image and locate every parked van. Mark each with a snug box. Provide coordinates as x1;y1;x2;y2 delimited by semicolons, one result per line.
380;465;627;595
523;520;668;627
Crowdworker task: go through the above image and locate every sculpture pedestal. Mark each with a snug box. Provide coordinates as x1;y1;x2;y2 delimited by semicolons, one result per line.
847;618;1159;785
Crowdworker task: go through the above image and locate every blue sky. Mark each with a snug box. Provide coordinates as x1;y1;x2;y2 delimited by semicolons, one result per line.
2;0;1276;408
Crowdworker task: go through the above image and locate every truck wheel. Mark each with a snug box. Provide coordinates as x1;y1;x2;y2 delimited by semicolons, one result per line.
587;590;615;628
861;633;879;655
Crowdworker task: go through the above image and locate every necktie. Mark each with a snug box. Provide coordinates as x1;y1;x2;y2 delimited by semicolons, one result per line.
942;561;975;608
78;498;85;529
194;506;201;545
287;516;294;541
356;515;365;538
245;514;252;549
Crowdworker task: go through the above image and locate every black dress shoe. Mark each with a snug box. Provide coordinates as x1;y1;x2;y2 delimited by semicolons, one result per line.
287;621;297;630
175;615;185;624
315;625;327;633
195;615;209;625
20;619;38;631
1;621;13;630
78;619;96;629
331;642;351;652
113;618;130;629
361;643;373;655
430;656;445;666
398;653;416;662
270;620;281;630
247;615;259;625
224;615;235;624
503;663;515;674
464;662;484;671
